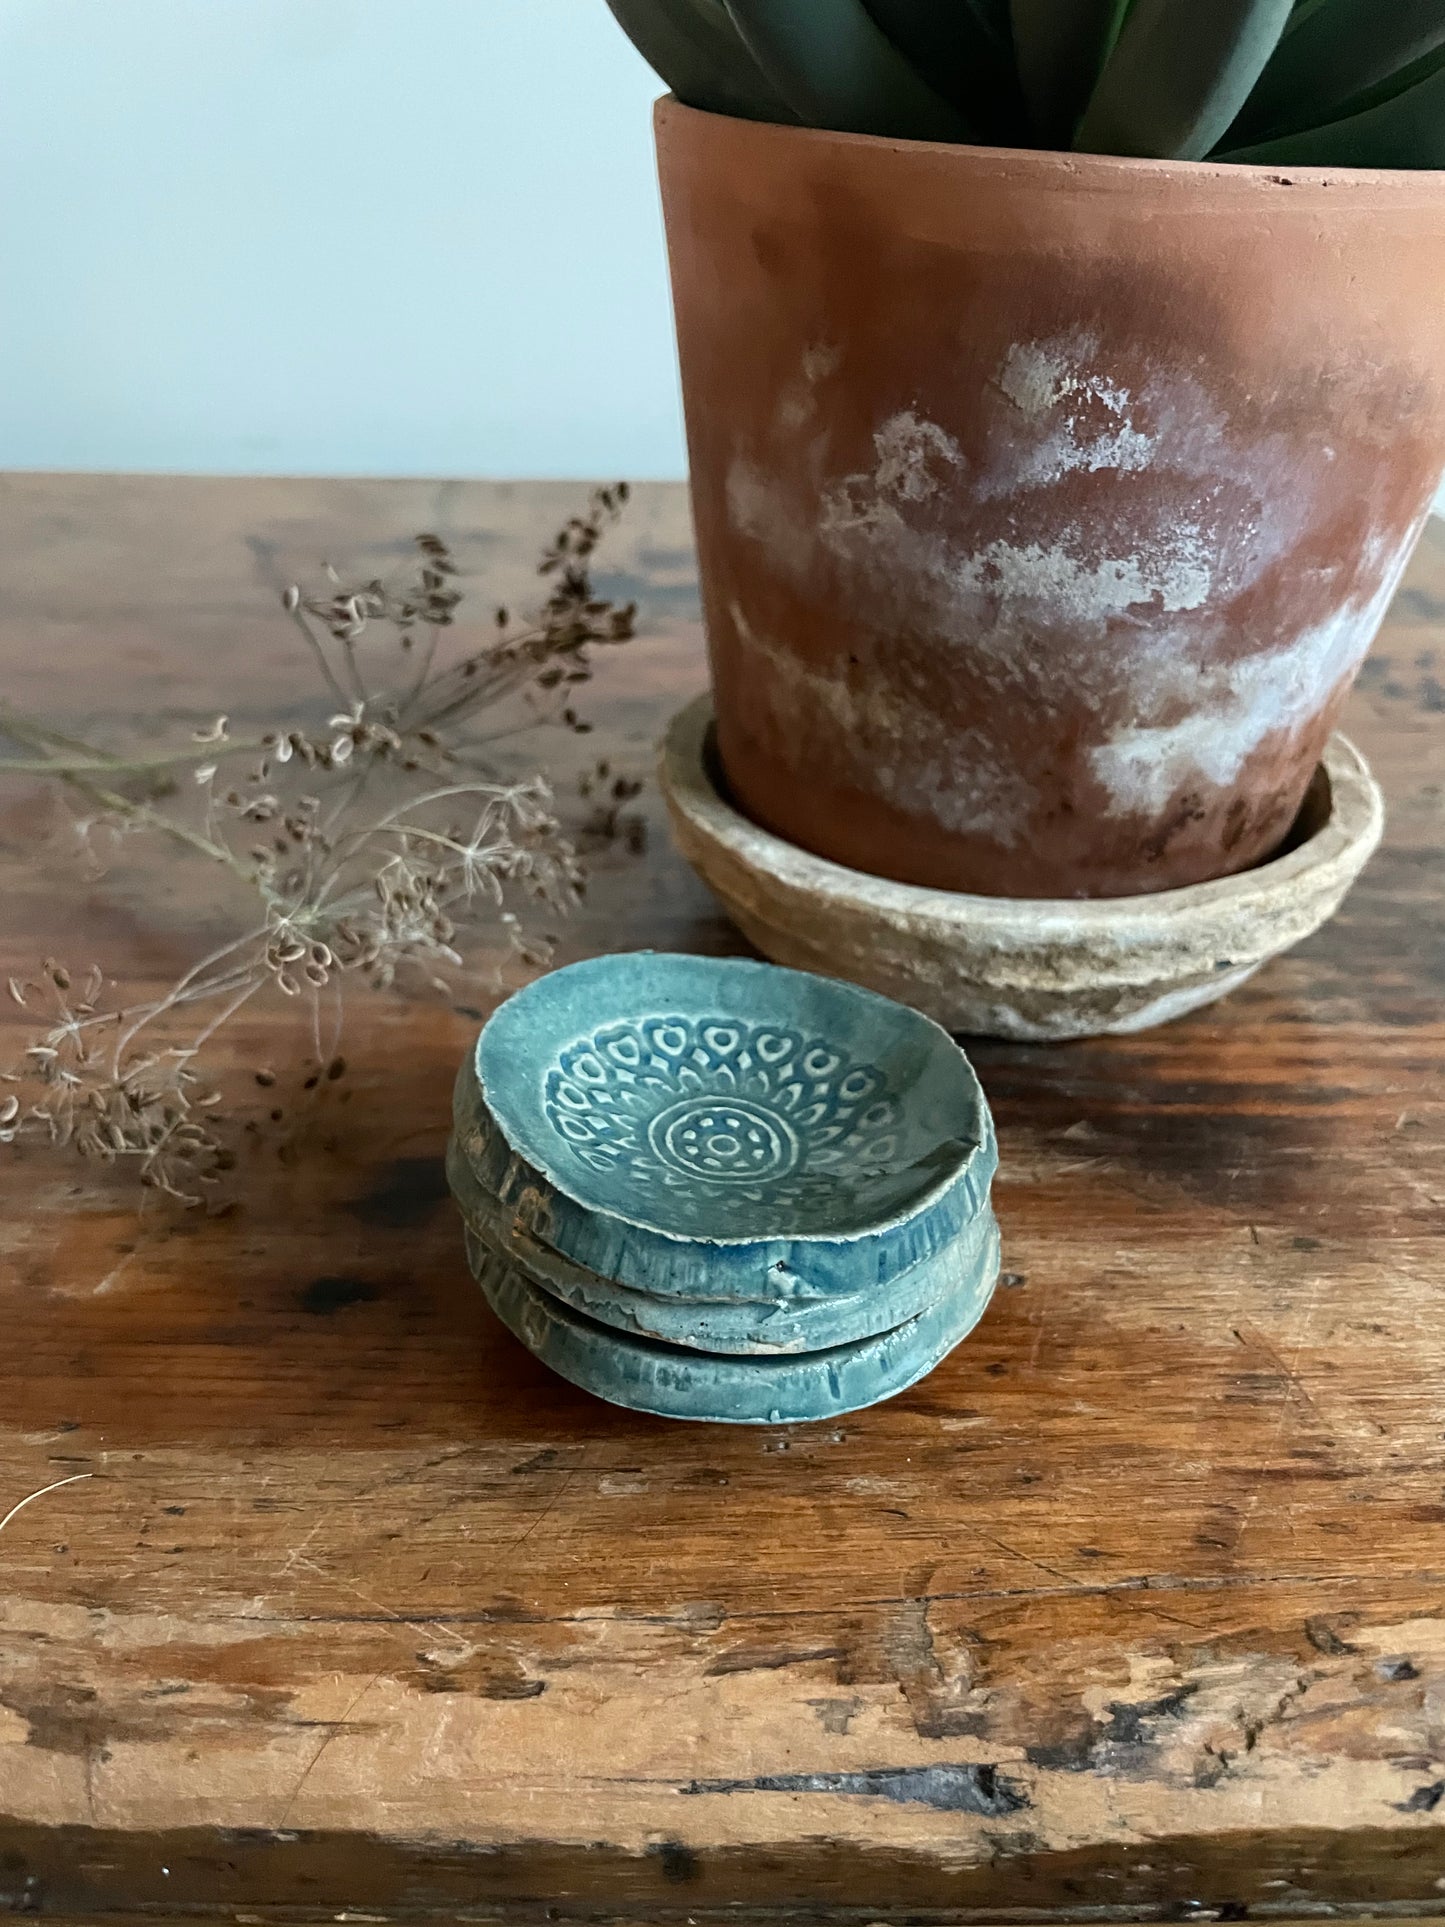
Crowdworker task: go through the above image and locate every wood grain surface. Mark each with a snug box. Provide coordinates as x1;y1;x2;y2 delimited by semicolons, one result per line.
0;476;1442;1921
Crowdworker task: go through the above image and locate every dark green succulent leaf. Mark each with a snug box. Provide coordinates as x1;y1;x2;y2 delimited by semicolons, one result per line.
604;0;799;121
1219;43;1445;164
1227;0;1445;145
724;0;979;139
861;0;1028;140
1245;33;1445;139
1075;0;1295;159
1010;0;1129;146
606;0;1445;166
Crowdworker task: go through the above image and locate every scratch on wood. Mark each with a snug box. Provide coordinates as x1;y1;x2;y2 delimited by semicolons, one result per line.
1232;1321;1328;1426
274;1670;387;1830
504;1450;588;1560
273;1518;326;1582
986;1534;1081;1590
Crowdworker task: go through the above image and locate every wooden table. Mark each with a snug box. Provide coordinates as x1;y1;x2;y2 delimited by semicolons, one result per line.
1;475;1443;1922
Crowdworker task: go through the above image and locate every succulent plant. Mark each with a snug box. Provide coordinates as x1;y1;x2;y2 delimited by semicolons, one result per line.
605;0;1445;165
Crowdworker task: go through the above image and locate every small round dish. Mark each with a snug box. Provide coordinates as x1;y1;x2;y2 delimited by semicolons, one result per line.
464;1228;998;1423
459;953;997;1299
448;1135;999;1355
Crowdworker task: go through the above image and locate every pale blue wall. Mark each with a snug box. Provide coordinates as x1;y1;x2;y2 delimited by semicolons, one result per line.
0;0;685;477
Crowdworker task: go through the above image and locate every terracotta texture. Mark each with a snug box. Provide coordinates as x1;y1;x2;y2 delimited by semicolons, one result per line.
655;97;1445;897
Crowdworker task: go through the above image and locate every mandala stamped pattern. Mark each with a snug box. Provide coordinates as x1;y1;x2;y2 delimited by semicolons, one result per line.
541;1015;901;1229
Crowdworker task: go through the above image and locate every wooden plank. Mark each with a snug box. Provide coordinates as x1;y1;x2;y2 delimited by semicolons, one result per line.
0;477;1442;1920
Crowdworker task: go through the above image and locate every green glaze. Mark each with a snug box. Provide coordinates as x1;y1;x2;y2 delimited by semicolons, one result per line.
458;954;997;1301
445;953;1004;1423
449;1135;999;1355
464;1224;1000;1424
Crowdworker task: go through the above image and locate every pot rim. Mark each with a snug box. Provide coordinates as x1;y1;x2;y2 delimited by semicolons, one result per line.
655;93;1445;200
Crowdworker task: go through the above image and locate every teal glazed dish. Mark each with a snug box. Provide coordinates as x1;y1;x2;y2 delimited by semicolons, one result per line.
457;954;997;1300
448;1135;998;1356
448;952;1002;1423
465;1226;1000;1425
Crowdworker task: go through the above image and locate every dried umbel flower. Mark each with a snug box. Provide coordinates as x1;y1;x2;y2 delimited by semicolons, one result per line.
0;492;641;1203
1;963;227;1203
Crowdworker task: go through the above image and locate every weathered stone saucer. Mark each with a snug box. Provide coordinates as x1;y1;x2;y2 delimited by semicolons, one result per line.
448;1136;998;1356
463;1227;998;1425
659;695;1386;1042
456;952;997;1299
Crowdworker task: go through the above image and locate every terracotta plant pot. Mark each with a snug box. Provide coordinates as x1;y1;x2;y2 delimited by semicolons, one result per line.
655;97;1445;899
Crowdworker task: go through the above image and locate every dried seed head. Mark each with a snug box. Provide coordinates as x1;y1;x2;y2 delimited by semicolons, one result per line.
1;490;640;1205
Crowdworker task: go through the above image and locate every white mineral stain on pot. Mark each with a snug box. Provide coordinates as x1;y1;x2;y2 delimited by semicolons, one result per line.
726;457;820;581
817;411;967;543
993;337;1155;492
990;331;1222;490
726;600;1037;843
775;341;843;435
870;411;964;502
952;532;1213;621
1089;517;1425;814
721;338;1432;839
811;409;1216;629
801;342;842;386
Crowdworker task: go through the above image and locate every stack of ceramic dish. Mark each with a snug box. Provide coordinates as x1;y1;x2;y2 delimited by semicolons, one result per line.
447;953;1000;1424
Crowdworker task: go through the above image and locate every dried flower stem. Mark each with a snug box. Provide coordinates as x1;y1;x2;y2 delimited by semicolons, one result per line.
0;488;639;1202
